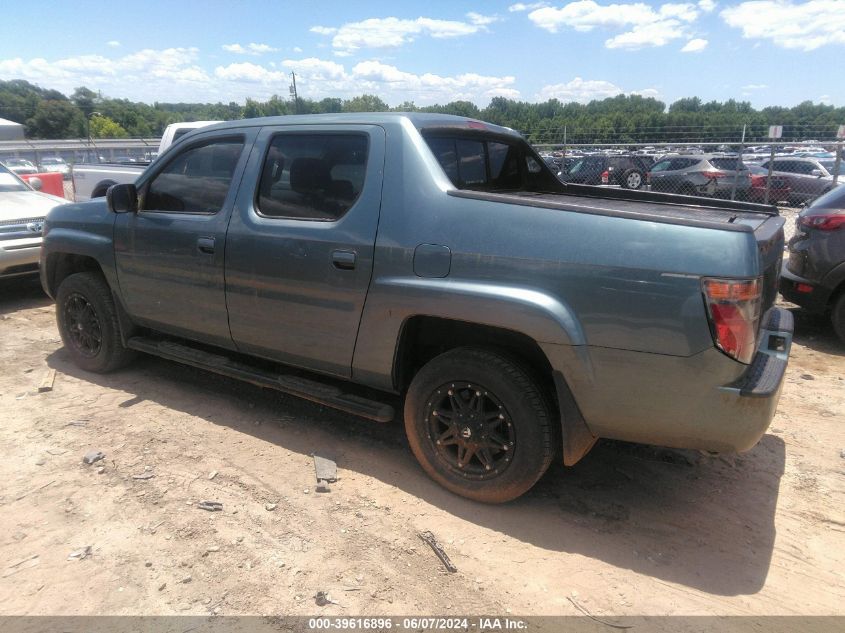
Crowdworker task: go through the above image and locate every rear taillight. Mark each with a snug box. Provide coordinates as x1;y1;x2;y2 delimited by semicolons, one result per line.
702;277;762;364
798;212;845;231
601;170;609;184
701;171;727;179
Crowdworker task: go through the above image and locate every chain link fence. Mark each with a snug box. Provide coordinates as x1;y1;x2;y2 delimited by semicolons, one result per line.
531;124;844;209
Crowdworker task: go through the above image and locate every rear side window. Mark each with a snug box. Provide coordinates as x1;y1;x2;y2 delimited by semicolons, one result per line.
426;137;523;190
710;158;744;170
650;160;670;172
144;137;244;213
676;158;700;169
256;134;368;221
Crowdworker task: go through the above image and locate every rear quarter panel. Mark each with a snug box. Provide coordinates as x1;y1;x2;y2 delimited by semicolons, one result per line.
352;119;761;396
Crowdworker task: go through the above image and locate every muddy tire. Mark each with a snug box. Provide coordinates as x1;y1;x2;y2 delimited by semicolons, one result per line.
403;347;554;503
56;272;135;373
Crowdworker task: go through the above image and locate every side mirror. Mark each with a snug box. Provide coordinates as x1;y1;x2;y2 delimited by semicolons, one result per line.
811;169;823;178
107;183;138;213
28;177;43;191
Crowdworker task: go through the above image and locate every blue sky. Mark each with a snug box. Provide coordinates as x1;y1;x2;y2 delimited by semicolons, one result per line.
1;0;843;108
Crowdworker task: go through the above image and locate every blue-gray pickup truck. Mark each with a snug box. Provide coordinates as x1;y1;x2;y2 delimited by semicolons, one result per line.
40;113;792;502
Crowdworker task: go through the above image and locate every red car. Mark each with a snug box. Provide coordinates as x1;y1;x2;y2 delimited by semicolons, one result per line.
747;165;790;204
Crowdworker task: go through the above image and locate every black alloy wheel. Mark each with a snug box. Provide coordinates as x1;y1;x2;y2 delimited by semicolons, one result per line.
425;381;516;480
63;292;103;357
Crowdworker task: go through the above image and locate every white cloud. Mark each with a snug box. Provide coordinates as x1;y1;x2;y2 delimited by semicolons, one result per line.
509;2;548;11
107;40;121;48
721;1;845;50
818;94;832;104
293;46;303;53
527;1;699;49
698;0;716;11
633;88;661;99
311;16;492;54
0;48;209;102
466;12;500;26
681;38;708;52
742;83;767;90
536;77;658;103
0;48;515;106
214;62;288;83
222;43;279;56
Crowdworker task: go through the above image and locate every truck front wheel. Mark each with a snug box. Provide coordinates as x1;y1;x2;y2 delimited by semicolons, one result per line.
56;272;136;373
404;347;554;503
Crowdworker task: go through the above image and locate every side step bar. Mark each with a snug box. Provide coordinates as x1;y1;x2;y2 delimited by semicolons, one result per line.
126;337;394;423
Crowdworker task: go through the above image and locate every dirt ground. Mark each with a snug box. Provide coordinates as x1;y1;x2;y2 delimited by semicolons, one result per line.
0;275;843;619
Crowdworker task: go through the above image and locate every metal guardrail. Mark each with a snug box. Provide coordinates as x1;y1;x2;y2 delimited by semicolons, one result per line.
0;138;160;164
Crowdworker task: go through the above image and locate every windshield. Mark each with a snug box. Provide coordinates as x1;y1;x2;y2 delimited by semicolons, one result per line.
0;164;30;192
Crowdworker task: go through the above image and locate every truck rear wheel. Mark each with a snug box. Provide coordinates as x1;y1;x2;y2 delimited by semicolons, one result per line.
404;347;554;503
56;272;136;373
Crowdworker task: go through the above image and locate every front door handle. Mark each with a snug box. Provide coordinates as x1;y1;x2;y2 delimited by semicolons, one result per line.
197;236;215;254
332;250;356;270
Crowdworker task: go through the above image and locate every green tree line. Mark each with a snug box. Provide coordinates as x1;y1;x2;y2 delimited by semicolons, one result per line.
2;79;843;144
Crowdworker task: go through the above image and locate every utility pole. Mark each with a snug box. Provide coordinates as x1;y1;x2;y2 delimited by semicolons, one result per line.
86;111;102;163
289;72;299;114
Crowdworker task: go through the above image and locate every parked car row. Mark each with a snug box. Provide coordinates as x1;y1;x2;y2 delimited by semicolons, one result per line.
1;157;71;179
545;150;843;206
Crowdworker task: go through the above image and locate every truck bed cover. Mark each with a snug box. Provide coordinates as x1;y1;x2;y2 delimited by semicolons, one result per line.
450;187;778;233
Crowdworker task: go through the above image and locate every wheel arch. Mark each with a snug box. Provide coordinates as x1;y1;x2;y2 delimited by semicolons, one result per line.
43;252;105;298
91;180;117;198
822;261;845;308
391;315;597;466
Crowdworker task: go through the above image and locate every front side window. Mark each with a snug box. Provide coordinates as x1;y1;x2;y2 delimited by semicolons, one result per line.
143;138;244;213
793;162;816;175
256;133;368;221
820;160;845;176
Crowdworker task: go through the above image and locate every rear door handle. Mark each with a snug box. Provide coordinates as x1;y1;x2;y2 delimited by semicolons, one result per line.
197;236;215;254
332;250;356;270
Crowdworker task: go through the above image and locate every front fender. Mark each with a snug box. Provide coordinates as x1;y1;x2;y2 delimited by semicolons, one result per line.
41;200;117;297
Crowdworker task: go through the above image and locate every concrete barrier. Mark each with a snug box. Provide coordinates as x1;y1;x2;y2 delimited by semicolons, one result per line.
21;172;66;198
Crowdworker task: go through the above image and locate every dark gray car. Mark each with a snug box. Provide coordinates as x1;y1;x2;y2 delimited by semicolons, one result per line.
759;157;843;206
780;186;845;341
648;154;752;198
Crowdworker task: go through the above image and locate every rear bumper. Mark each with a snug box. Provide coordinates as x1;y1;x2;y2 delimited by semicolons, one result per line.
779;262;831;313
553;308;793;455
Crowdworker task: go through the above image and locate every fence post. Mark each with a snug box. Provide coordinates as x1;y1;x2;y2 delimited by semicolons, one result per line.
764;144;776;205
730;124;746;201
562;125;567;162
833;138;843;187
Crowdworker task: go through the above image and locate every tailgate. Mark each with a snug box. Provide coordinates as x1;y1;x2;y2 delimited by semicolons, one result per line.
745;214;786;312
